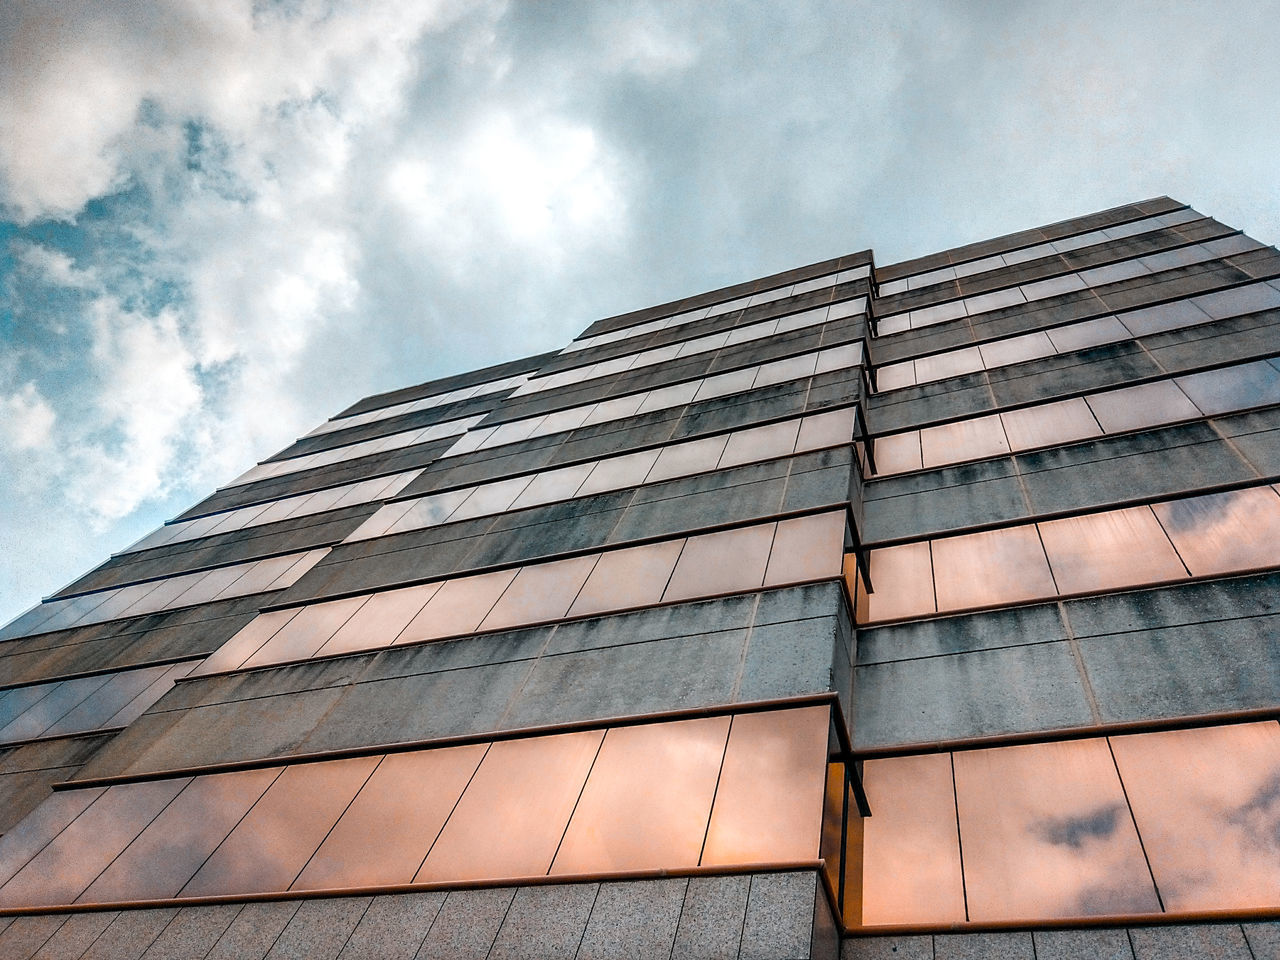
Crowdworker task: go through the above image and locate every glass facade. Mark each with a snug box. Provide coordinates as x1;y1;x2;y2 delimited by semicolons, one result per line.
1;196;1278;959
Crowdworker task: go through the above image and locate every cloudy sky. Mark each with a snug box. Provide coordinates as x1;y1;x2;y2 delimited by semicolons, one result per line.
1;0;1278;625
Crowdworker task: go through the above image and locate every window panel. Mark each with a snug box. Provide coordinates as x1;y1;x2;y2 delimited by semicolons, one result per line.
701;706;829;865
858;753;966;927
0;787;105;889
962;287;1025;316
636;380;700;415
763;511;846;587
80;767;281;903
874;361;915;391
1175;360;1280;416
509;462;595;509
0;684;54;731
0;777;190;908
919;414;1010;468
567;540;685;617
719;420;802;468
576;449;662;497
953;739;1159;921
662;523;776;603
396;569;520;643
931;526;1056;612
753;353;818;389
1110;722;1280;911
317;583;440;656
552;717;729;875
873;431;923;475
693;367;757;402
293;745;487;890
0;675;111;742
385;488;473;533
977;331;1055;369
795;409;855;452
1044;315;1129;354
416;730;603;882
1038;505;1186;595
477;555;599;632
240;595;369;669
854;542;935;624
42;665;169;738
1151;487;1280;577
914;347;984;384
646;433;731;484
105;661;195;728
192;608;300;676
999;398;1102;451
1083;381;1200;433
448;475;536;522
180;756;379;898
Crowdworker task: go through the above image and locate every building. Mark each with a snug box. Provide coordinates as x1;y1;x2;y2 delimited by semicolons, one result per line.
0;195;1278;959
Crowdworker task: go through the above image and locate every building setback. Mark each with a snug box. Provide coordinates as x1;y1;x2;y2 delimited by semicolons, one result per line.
0;195;1278;959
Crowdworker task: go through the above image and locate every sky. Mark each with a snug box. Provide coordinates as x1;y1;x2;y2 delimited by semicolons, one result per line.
1;0;1279;626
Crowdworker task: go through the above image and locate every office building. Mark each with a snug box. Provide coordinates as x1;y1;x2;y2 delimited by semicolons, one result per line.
0;196;1278;959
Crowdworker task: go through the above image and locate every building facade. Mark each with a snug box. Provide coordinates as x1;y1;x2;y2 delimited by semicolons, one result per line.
0;196;1278;959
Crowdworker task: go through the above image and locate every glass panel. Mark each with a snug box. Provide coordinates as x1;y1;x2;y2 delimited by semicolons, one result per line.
999;398;1102;452
795;409;855;452
263;548;330;591
171;563;251;607
763;511;846;587
415;729;604;882
875;361;915;391
853;542;935;624
931;526;1056;612
0;674;110;742
954;738;1159;922
0;787;105;889
977;331;1055;369
551;717;730;874
534;404;593;437
1084;381;1199;433
701;706;829;865
79;767;282;903
1038;505;1186;595
913;346;983;384
0;777;190;908
873;431;923;475
647;434;731;484
190;608;300;677
662;522;777;603
919;414;1010;468
180;755;379;897
385;489;473;534
1110;722;1280;911
1175;360;1280;416
859;753;965;927
961;286;1025;315
448;475;536;522
396;569;520;643
293;744;488;890
719;420;802;469
241;595;370;669
567;539;685;617
105;661;195;727
752;354;818;389
1045;315;1129;353
1151;487;1280;577
316;583;440;656
636;379;701;415
43;665;169;737
576;449;662;497
0;683;54;731
509;462;596;509
477;555;600;631
693;367;757;403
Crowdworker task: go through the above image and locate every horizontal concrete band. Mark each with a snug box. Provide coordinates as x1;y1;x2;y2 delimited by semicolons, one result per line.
0;860;825;917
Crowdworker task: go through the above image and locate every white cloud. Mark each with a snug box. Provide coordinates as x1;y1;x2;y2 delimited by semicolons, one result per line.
0;383;56;452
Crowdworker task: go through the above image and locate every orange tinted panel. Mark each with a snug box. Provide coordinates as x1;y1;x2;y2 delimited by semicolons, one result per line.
552;717;729;874
396;569;519;643
919;414;1010;469
859;753;965;926
701;706;829;865
567;539;684;617
1000;398;1102;452
293;744;487;890
873;432;923;475
180;755;379;897
241;595;369;668
477;555;599;631
764;511;846;587
662;523;776;603
932;525;1056;612
416;730;603;882
1038;506;1186;595
0;778;189;908
1110;722;1280;911
1151;487;1280;577
855;541;935;623
953;739;1159;921
80;767;282;903
192;608;299;676
317;583;440;656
